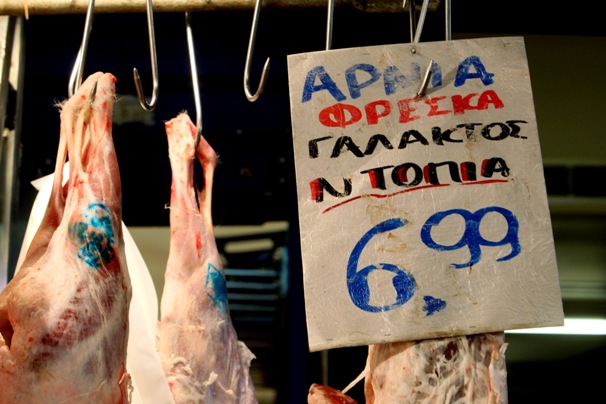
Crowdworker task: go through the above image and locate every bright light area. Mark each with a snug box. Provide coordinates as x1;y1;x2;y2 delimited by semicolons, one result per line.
507;318;606;335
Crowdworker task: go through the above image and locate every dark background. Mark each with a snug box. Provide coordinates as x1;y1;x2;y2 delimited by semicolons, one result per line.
18;1;606;228
13;1;606;403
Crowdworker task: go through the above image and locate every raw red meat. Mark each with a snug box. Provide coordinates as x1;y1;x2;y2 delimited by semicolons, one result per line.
157;113;257;403
308;383;358;404
0;72;131;403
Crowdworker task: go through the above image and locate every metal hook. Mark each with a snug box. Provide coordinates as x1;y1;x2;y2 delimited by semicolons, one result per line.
68;0;94;97
185;12;202;148
404;0;434;98
413;0;431;43
416;60;434;98
408;0;451;41
89;80;98;107
244;0;270;102
403;0;416;43
326;0;334;50
445;0;451;41
133;0;159;111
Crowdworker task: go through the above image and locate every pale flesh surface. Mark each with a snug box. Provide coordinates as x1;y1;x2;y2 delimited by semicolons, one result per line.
0;72;132;403
157;113;257;403
364;333;508;404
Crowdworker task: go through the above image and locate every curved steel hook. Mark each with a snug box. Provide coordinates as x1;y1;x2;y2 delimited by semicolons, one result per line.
244;0;270;102
185;12;202;147
134;0;159;111
68;0;95;97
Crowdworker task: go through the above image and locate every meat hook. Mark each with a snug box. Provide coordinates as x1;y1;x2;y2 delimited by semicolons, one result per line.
244;0;270;102
87;80;99;108
68;0;94;98
185;12;202;148
410;0;429;43
326;0;334;50
133;0;159;111
416;59;434;98
405;0;434;98
404;0;416;43
445;0;452;41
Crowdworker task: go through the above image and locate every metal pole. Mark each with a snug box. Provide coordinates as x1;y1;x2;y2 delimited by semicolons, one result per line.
0;15;24;290
0;0;441;16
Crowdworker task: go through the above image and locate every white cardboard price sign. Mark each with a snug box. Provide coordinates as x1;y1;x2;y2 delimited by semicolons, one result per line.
287;37;564;352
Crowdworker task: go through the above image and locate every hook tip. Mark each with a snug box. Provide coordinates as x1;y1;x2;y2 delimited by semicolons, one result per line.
244;57;270;102
195;128;202;148
133;67;157;111
88;80;98;107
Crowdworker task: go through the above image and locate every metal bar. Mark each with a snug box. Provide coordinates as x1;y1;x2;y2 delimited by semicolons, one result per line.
412;0;430;43
0;0;440;16
6;16;25;284
229;303;278;312
444;0;451;40
0;15;23;291
325;0;334;50
227;281;279;290
227;292;280;301
225;268;279;277
0;16;16;291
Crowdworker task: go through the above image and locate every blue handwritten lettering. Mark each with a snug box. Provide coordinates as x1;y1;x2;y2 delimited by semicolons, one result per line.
302;66;346;103
346;63;381;99
206;263;228;313
454;56;495;87
423;295;447;316
384;62;443;96
69;202;115;270
420;206;521;268
305;57;504;103
347;218;417;312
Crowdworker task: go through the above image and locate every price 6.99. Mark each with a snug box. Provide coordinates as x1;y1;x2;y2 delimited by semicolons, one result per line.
347;206;521;312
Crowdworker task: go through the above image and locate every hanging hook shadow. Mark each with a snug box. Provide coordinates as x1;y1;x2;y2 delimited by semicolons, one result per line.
244;0;270;102
185;12;202;148
68;0;95;98
133;0;159;111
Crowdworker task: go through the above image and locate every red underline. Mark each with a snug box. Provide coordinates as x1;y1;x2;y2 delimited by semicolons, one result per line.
321;179;509;214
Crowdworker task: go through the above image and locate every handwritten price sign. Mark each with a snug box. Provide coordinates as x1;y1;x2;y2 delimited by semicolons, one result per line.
287;37;564;352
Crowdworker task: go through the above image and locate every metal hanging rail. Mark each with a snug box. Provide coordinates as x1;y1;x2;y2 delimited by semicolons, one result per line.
0;0;440;16
1;15;25;289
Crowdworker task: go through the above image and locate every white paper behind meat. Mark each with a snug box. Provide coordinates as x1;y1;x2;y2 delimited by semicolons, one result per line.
16;164;174;404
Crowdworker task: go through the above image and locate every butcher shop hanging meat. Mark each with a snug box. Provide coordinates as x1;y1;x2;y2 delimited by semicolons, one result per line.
0;72;132;403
